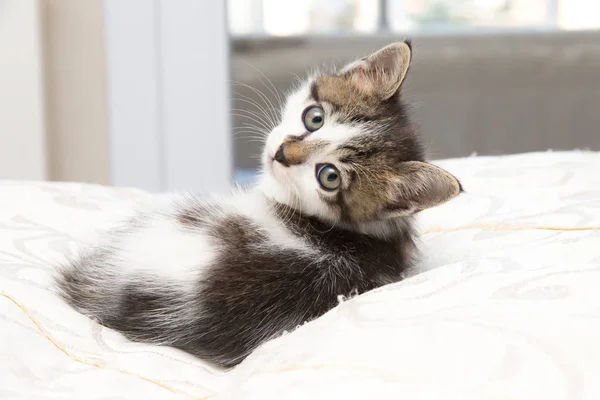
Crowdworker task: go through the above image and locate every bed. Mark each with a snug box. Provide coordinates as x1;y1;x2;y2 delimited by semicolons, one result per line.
2;151;599;399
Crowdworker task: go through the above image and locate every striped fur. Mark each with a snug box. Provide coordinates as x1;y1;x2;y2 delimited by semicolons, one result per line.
56;41;461;368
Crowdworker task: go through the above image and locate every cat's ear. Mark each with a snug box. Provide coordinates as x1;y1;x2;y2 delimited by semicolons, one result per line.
341;41;412;100
384;161;462;217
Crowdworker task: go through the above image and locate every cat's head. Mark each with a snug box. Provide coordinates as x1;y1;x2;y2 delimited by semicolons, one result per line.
259;41;461;225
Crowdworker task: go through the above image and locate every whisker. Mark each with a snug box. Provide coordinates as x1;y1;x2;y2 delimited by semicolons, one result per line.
231;132;266;142
234;93;279;123
232;129;267;138
230;112;272;132
233;95;279;127
231;109;273;131
233;92;270;112
240;58;284;106
231;81;280;127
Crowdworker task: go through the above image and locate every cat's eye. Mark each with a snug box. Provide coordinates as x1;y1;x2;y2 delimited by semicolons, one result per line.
302;106;325;132
316;164;341;191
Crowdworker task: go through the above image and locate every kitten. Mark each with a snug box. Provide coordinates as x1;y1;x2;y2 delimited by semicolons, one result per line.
56;41;461;368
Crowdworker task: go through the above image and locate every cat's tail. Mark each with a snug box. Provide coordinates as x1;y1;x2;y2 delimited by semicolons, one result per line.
53;247;124;325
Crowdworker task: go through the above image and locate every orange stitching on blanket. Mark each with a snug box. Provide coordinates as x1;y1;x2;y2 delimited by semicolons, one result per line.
422;225;598;234
1;293;215;400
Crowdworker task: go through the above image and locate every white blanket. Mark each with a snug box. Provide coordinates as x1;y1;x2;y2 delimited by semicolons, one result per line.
1;151;599;399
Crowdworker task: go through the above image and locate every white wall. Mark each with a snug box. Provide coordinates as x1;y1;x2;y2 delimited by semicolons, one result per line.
0;0;47;180
104;0;162;190
105;0;231;193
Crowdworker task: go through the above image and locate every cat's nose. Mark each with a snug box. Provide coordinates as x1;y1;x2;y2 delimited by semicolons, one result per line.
274;144;289;167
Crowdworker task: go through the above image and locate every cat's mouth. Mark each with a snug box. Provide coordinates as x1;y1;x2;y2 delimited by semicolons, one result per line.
264;150;290;188
265;144;282;167
264;151;278;176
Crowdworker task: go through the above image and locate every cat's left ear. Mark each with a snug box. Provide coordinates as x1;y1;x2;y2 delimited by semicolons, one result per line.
384;161;462;217
341;41;412;100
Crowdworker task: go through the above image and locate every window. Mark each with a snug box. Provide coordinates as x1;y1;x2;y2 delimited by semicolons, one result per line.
228;0;600;35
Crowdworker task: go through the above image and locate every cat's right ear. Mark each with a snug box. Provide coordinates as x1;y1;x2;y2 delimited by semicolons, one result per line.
383;161;462;217
340;41;412;100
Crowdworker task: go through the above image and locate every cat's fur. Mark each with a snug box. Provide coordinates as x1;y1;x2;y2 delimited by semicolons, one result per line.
56;41;461;368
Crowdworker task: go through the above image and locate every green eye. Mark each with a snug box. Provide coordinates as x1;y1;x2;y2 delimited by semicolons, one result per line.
302;106;324;132
316;164;341;191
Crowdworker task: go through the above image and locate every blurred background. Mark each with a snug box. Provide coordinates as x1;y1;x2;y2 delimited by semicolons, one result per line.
1;0;599;192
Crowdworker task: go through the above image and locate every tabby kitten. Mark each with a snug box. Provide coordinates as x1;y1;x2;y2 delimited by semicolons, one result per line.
57;41;461;368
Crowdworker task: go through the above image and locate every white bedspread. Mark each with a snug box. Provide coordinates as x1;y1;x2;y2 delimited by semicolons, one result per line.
1;151;599;399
